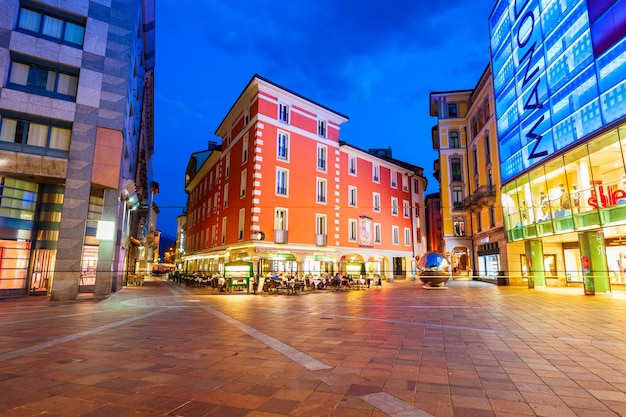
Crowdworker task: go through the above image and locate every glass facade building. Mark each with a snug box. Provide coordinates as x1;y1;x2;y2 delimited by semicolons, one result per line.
491;0;626;182
491;0;626;290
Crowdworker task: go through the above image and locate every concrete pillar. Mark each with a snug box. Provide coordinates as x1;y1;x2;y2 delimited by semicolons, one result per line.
578;231;610;294
94;189;119;297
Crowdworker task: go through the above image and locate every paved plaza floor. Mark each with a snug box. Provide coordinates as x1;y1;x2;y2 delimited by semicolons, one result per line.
2;279;626;417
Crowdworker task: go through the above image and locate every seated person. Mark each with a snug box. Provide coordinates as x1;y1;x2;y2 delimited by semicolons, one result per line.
342;275;351;287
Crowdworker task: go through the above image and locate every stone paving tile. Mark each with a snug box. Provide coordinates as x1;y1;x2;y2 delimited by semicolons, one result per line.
3;280;626;416
167;400;219;416
489;398;535;415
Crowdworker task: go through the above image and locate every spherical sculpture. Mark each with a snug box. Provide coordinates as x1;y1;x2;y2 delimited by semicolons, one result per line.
416;252;451;289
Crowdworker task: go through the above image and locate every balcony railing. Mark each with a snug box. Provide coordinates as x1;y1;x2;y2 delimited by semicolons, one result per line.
315;234;327;246
473;185;496;205
452;202;465;211
462;195;474;209
463;185;497;208
274;229;288;244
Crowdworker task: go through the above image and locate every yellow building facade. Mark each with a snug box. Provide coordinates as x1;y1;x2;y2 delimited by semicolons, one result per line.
430;66;523;283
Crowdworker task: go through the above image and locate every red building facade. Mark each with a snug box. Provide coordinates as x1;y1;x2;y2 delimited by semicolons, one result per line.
183;75;427;280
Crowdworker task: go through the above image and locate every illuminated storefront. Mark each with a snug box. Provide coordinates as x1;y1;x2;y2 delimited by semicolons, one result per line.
259;253;298;276
477;240;501;279
502;125;626;284
490;0;626;290
302;254;335;276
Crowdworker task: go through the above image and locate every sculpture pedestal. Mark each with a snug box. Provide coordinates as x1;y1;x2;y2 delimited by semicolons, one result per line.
422;282;449;290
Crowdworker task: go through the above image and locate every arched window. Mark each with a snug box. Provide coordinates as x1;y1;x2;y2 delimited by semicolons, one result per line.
450;130;460;148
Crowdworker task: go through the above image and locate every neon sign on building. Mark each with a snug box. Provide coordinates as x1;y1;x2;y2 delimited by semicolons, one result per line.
490;0;626;183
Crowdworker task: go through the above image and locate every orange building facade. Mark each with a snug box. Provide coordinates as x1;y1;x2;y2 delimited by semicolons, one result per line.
182;75;427;281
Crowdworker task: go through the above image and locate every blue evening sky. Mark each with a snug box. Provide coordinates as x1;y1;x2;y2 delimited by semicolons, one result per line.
154;0;495;238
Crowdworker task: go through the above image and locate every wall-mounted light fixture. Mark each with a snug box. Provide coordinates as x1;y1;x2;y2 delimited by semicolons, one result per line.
256;231;265;241
124;192;140;210
121;181;141;211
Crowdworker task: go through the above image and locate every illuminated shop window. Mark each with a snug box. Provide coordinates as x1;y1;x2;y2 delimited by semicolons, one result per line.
453;217;465;236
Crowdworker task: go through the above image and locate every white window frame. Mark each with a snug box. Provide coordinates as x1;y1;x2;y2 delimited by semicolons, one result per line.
392;226;399;245
242;133;249;163
317;144;327;172
316;178;327;204
348;219;357;241
372;164;380;183
348;155;357;175
391;197;399;216
403;200;410;218
279;103;289;123
404;227;411;246
240;169;247;197
374;223;381;244
221;217;227;244
373;192;381;212
223;183;229;207
275;208;287;231
225;153;230;178
402;174;409;191
390;170;398;188
348;186;357;207
316;214;327;235
276;168;288;196
318;119;326;137
277;132;289;161
238;208;245;241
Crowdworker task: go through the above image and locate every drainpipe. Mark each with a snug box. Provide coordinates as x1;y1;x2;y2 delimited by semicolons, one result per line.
463;126;475;279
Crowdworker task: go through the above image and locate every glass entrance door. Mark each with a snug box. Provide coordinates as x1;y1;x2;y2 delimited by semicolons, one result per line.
30;249;56;295
79;246;98;292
